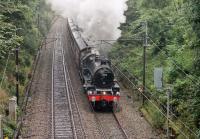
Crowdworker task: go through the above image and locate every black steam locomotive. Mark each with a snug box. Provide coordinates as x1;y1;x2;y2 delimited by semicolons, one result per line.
67;19;120;110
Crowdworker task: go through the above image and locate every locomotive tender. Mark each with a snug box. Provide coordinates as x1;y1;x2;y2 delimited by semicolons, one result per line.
67;19;120;110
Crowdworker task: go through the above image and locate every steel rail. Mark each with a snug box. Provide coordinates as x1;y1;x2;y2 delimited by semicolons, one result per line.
112;112;129;139
51;34;56;139
63;47;87;138
89;103;107;139
90;105;129;139
51;33;76;139
61;37;78;139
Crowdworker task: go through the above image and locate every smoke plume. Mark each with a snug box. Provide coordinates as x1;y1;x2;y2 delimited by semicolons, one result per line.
46;0;128;40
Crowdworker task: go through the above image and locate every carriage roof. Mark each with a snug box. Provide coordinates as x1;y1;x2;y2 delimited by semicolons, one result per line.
68;18;89;51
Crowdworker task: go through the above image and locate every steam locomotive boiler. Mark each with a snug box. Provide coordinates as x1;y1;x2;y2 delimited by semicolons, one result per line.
67;19;120;110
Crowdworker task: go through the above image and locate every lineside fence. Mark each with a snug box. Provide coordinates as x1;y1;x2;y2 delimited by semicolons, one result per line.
13;15;59;139
112;63;199;139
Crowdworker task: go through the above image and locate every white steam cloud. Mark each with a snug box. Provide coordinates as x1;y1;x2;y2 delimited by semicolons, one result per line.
46;0;128;40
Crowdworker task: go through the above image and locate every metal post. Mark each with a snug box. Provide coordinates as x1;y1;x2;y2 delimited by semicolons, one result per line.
0;115;2;139
142;21;148;104
16;47;19;105
45;37;47;49
166;88;171;139
37;4;40;39
37;13;40;30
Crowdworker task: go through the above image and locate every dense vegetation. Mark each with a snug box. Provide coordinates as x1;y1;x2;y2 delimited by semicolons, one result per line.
0;0;53;137
110;0;200;138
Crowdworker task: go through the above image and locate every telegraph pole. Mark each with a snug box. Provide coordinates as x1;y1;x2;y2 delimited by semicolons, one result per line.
15;47;19;105
142;21;148;104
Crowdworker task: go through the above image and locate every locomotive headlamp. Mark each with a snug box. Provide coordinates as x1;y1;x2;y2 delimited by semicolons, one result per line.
102;91;106;95
116;92;120;96
91;96;96;102
113;97;117;102
87;91;92;95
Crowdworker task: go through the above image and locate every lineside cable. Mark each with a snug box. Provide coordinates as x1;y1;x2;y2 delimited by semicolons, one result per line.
113;63;199;138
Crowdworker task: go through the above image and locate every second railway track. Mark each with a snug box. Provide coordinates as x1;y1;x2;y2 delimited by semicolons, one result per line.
51;30;85;139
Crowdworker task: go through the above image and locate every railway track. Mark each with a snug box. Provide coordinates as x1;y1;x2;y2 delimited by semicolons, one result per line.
21;18;158;139
112;112;129;139
97;112;128;139
51;31;85;139
89;102;128;139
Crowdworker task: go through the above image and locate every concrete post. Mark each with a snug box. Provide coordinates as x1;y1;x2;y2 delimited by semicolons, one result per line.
9;96;17;122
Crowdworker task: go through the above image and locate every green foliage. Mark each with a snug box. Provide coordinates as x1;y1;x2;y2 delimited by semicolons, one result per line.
189;0;200;75
110;0;200;137
3;118;17;138
140;0;170;9
0;0;53;91
0;21;23;59
152;109;165;128
143;102;165;129
0;0;54;136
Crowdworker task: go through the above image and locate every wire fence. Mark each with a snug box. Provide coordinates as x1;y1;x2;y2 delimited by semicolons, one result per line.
0;51;12;139
112;62;199;139
0;52;11;89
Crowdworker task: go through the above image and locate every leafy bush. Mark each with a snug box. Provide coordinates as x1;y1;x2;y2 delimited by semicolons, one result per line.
152;110;165;128
0;0;54;137
3;119;17;138
110;0;200;137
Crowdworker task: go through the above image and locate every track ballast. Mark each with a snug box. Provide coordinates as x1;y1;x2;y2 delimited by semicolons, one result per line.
51;31;85;139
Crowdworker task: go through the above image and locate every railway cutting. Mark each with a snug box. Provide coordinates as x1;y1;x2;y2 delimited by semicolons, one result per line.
21;17;160;139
